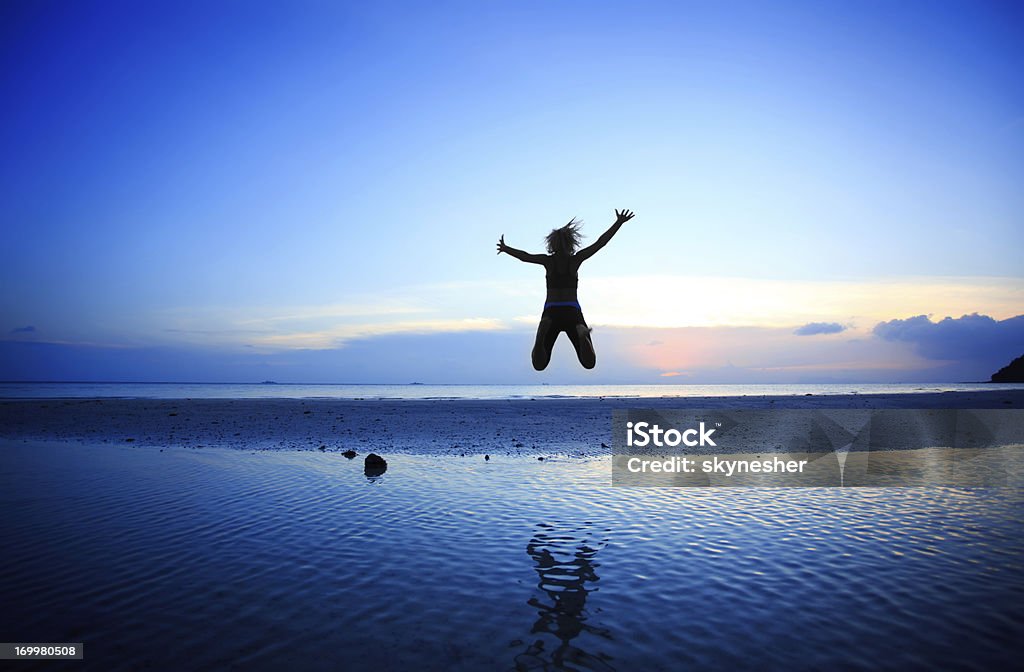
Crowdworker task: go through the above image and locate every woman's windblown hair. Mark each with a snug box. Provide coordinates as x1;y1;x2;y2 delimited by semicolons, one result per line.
545;218;583;255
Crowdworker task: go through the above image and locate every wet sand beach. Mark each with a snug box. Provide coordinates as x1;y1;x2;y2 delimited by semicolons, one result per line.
2;391;1023;670
2;389;1022;456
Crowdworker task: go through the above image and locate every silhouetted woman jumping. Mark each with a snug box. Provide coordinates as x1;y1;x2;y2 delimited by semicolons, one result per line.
497;209;635;370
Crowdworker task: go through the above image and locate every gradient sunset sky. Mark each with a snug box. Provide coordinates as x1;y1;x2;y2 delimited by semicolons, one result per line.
2;0;1022;383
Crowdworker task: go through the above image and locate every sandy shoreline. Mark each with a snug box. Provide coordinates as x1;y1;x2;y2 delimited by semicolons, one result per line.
1;390;1021;456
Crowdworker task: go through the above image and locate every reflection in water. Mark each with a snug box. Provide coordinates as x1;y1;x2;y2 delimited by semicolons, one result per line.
514;522;615;671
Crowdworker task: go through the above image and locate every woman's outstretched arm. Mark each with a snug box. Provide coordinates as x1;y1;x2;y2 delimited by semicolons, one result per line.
497;235;547;264
575;209;634;263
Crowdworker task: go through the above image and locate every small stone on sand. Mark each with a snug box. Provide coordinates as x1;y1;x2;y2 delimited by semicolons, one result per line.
364;453;387;476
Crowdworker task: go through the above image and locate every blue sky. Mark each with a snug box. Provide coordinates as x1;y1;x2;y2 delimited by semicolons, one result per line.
2;0;1022;383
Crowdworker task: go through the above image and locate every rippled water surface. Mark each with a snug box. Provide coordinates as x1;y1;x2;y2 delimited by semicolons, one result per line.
1;441;1022;670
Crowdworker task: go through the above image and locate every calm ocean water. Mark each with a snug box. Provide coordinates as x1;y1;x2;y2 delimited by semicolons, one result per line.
1;442;1021;670
1;381;1021;400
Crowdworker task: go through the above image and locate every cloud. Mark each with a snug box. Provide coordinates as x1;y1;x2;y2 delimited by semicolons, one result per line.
10;326;36;334
604;323;932;382
0;329;633;384
52;276;1020;356
4;311;1020;384
583;275;1023;329
873;313;1024;366
794;322;846;336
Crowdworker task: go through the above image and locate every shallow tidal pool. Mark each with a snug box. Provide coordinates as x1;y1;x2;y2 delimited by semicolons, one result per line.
1;441;1022;670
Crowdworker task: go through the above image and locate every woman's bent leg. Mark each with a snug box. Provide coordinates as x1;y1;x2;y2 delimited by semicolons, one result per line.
574;324;596;369
564;312;595;369
532;317;556;371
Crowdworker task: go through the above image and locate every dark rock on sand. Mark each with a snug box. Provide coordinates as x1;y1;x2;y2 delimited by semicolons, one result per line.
364;453;387;476
342;450;357;459
991;354;1024;383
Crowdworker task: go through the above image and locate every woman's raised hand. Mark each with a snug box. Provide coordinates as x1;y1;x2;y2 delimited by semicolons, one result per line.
614;209;635;225
496;234;508;255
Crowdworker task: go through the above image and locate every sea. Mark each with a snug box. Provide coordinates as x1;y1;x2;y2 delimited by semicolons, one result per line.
1;381;1021;400
2;381;1023;669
